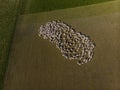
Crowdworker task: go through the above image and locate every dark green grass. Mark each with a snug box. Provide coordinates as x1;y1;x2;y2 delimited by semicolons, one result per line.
0;0;23;89
24;0;113;14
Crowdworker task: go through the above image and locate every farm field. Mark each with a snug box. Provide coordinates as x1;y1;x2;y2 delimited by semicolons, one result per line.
0;0;115;90
3;0;120;90
23;0;112;14
0;0;20;89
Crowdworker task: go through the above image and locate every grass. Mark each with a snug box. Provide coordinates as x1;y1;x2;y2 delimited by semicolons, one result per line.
3;0;120;90
24;0;113;14
0;0;116;90
4;1;120;90
22;0;119;24
0;0;24;89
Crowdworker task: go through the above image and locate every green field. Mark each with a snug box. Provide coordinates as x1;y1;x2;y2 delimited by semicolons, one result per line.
0;0;119;90
0;0;20;89
3;0;120;90
24;0;112;14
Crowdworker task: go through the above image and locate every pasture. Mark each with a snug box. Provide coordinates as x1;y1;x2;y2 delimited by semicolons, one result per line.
0;0;20;89
3;0;120;90
23;0;112;14
0;0;114;90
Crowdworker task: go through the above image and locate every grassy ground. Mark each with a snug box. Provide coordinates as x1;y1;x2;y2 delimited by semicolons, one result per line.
0;0;22;89
0;0;114;90
21;0;119;24
3;0;120;90
0;0;118;90
24;0;113;14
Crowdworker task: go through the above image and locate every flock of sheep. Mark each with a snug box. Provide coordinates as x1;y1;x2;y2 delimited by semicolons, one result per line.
38;20;95;65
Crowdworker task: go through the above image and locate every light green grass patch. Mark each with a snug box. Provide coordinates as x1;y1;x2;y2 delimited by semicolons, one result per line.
23;0;113;14
21;0;120;24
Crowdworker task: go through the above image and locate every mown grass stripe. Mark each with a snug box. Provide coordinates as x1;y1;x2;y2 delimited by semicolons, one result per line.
21;0;120;24
23;0;113;14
